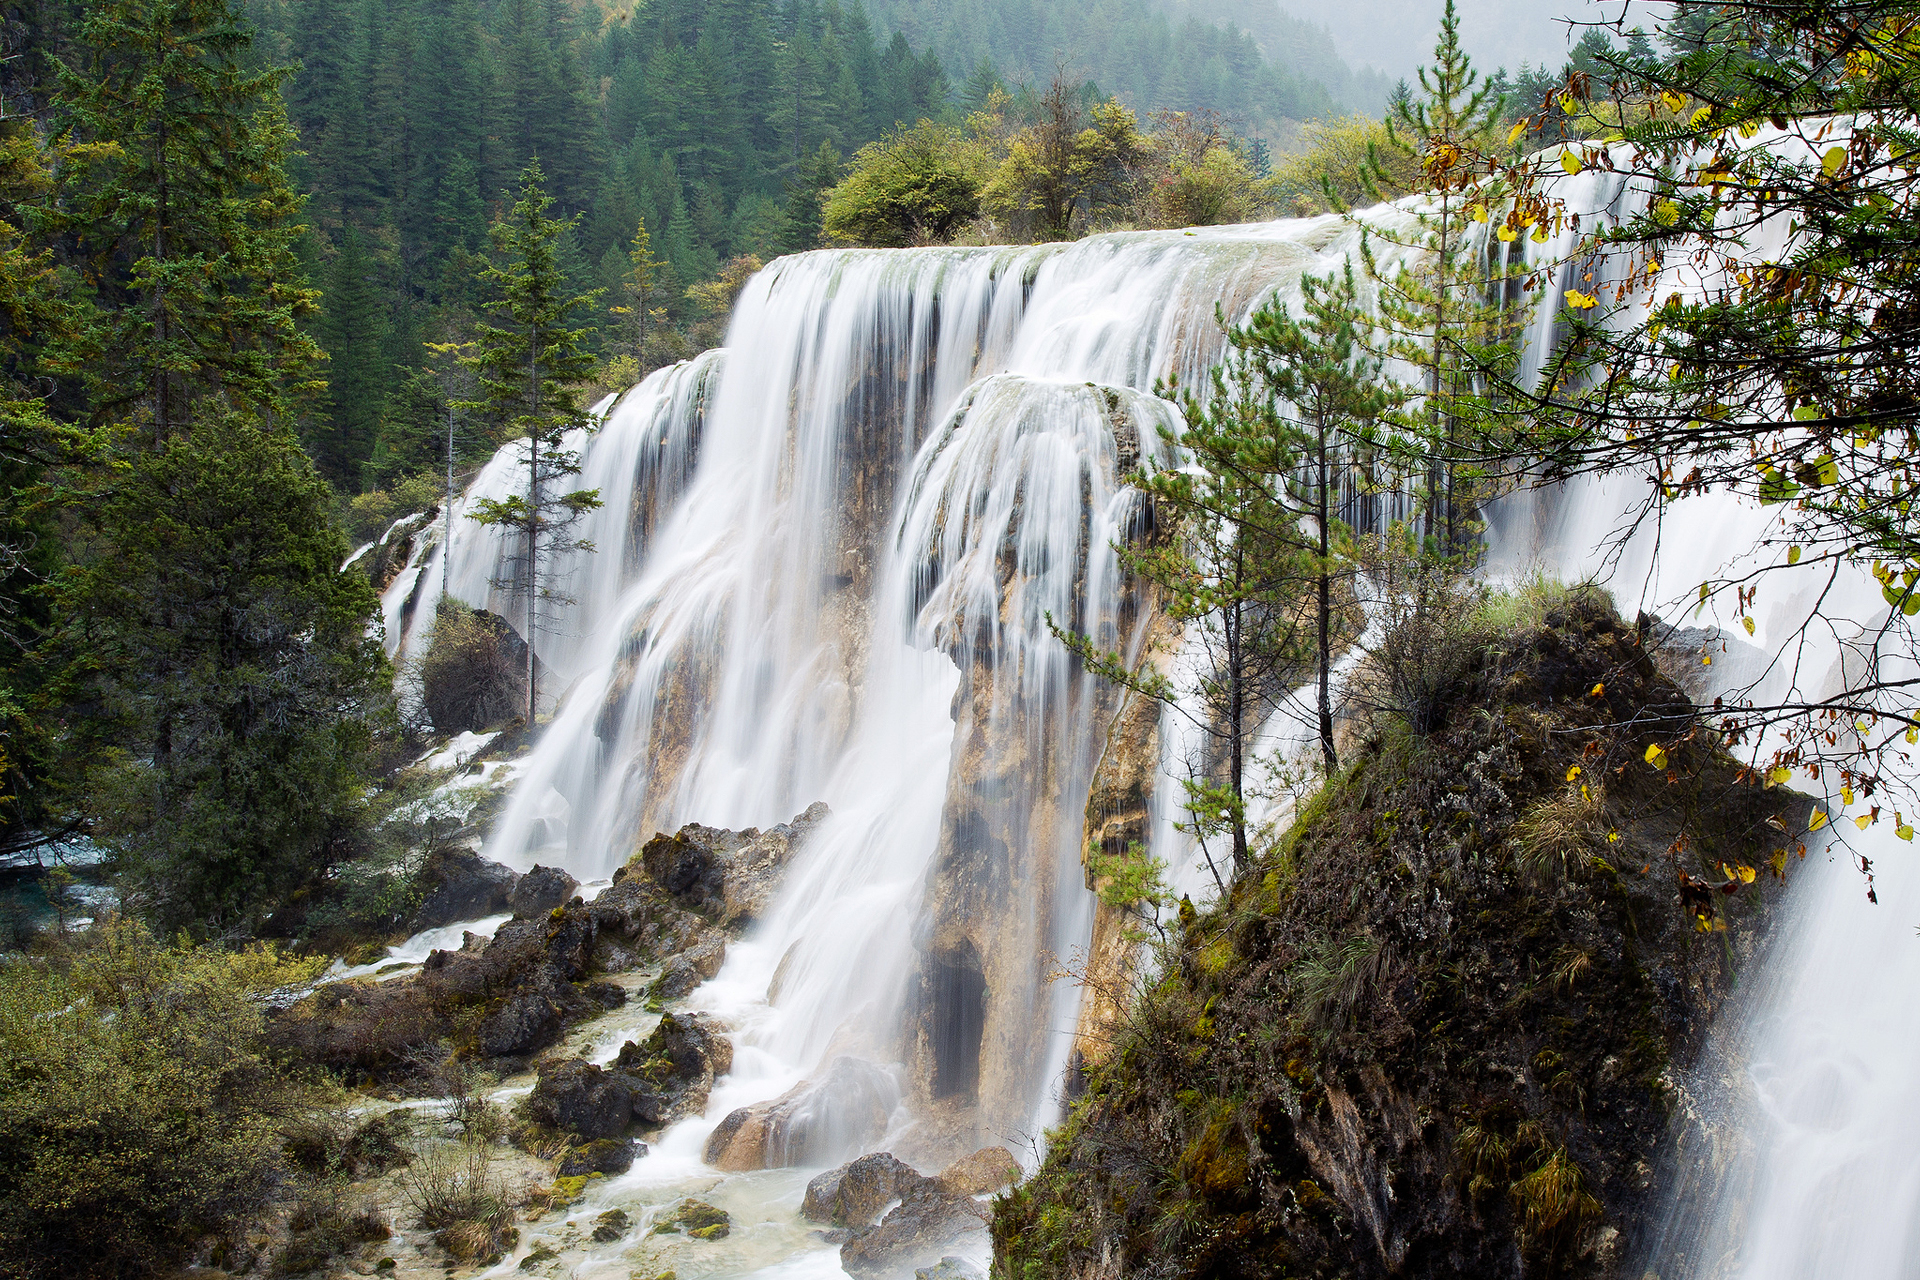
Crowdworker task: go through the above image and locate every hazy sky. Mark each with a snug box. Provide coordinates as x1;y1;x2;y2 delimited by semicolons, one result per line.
1276;0;1669;79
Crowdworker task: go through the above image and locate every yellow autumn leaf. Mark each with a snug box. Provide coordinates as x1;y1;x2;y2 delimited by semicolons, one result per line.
1531;224;1551;242
1560;149;1583;175
1645;743;1669;769
1497;223;1519;242
1653;199;1680;226
1566;765;1583;781
1469;203;1488;222
1690;106;1715;126
1907;726;1917;745
1743;616;1756;635
1737;864;1757;883
1823;145;1848;176
1566;289;1598;309
1661;89;1688;113
1857;814;1875;830
1788;545;1802;564
1607;830;1622;843
1900;824;1914;841
1590;683;1605;697
1809;810;1829;831
1768;766;1792;787
1507;120;1527;144
1842;784;1854;805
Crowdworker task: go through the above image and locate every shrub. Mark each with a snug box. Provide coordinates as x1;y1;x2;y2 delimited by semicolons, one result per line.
418;598;527;735
823;120;985;247
0;924;326;1280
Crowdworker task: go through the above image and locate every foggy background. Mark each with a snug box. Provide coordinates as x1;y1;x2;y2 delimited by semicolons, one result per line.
1275;0;1671;79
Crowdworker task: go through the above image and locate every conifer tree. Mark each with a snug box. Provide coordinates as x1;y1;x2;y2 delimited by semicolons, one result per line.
1354;0;1517;559
1237;265;1406;772
462;162;604;727
611;217;667;365
56;0;322;439
315;227;388;482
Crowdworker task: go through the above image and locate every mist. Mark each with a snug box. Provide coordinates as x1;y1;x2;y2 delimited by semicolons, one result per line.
1275;0;1670;80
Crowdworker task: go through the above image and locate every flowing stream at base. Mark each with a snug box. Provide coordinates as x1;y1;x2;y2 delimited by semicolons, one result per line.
373;165;1920;1277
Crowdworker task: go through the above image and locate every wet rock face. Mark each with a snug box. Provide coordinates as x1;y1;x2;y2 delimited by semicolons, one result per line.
936;1146;1020;1197
556;1138;641;1178
410;848;518;931
508;864;580;918
637;802;830;926
702;1055;899;1172
803;1153;927;1228
523;1060;635;1142
839;1178;990;1279
616;1011;733;1127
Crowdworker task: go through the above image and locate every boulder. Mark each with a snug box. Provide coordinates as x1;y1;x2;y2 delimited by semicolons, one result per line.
703;1056;898;1171
410;848;518;930
839;1181;990;1279
590;1209;630;1243
522;1059;634;1141
615;1011;733;1127
637;803;829;927
936;1147;1020;1197
509;864;580;918
802;1152;927;1228
647;930;727;999
556;1138;642;1178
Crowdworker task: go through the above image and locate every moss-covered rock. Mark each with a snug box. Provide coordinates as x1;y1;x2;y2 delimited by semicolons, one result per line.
993;587;1807;1280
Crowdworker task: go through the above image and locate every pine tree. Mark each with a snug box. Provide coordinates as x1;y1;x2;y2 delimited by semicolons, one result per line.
68;413;390;932
462;162;604;726
1237;265;1407;772
1355;0;1515;559
611;217;668;364
55;0;322;440
315;226;388;482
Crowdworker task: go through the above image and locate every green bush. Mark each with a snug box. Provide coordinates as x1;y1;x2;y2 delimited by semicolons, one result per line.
0;924;326;1279
347;473;442;546
823;120;985;247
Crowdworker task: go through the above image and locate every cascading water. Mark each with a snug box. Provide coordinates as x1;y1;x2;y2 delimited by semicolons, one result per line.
380;221;1417;1275
373;141;1920;1276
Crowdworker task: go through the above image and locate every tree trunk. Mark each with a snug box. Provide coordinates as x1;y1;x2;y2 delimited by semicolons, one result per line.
526;327;540;727
1317;409;1338;775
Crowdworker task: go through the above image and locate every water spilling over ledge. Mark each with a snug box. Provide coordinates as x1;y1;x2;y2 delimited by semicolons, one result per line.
371;164;1920;1276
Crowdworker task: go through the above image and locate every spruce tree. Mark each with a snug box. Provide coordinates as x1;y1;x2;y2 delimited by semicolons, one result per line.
462;162;604;727
55;0;322;438
315;226;388;482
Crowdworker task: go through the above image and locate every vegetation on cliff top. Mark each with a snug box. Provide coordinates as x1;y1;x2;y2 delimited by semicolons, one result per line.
996;583;1807;1279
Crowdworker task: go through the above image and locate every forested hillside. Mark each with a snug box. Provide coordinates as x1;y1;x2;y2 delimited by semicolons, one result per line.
864;0;1390;122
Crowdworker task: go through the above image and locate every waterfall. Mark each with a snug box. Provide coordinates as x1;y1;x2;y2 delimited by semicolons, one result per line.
383;225;1395;1168
375;141;1919;1274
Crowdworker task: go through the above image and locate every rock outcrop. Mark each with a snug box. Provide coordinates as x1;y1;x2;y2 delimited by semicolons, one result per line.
839;1177;990;1279
616;1011;734;1126
507;864;580;918
994;587;1810;1280
273;807;819;1082
637;802;830;927
702;1055;898;1171
802;1152;926;1228
409;848;518;931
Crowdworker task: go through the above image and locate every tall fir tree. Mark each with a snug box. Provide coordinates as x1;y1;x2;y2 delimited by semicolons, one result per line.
463;162;604;726
314;226;388;482
56;0;322;439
